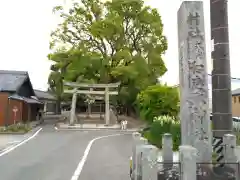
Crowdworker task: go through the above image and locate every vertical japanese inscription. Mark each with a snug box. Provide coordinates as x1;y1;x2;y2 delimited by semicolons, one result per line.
178;1;211;162
179;42;185;87
187;10;210;161
187;12;206;96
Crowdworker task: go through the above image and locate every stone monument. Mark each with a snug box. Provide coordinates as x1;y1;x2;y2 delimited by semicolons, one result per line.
177;1;212;162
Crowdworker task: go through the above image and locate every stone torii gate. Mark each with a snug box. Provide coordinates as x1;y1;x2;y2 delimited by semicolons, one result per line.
63;82;120;125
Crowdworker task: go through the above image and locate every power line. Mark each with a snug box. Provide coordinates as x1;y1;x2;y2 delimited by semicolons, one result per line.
208;74;240;81
172;74;240;88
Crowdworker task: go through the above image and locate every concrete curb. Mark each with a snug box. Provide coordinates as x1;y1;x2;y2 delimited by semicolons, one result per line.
56;127;139;132
0;132;26;135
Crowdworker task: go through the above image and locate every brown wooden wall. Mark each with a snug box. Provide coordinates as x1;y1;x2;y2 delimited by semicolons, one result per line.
0;92;9;126
8;99;23;125
22;103;40;122
232;95;240;117
22;102;29;123
0;92;42;126
31;104;39;121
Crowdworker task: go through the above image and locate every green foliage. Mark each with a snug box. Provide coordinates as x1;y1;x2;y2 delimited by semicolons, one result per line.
143;116;180;151
0;123;32;133
237;133;240;146
48;0;168;109
136;84;179;123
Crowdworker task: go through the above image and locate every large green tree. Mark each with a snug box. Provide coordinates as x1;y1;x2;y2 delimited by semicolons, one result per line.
49;0;168;113
48;49;71;113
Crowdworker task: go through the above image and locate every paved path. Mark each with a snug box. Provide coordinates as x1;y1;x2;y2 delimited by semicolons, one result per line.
79;134;132;180
0;134;23;150
0;129;41;152
0;120;132;180
0;121;43;151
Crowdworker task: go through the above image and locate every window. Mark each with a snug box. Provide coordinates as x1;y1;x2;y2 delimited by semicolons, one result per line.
234;97;237;103
238;96;240;103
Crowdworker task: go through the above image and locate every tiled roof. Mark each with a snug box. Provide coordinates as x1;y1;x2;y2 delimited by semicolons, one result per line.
0;70;28;92
34;89;56;101
9;94;43;104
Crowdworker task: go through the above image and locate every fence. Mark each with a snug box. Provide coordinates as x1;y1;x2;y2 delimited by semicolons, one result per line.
131;132;240;180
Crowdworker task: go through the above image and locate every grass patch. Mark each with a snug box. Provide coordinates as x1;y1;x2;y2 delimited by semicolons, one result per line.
0;123;32;133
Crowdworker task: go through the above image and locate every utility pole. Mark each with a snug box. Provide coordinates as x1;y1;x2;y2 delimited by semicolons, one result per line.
210;0;232;167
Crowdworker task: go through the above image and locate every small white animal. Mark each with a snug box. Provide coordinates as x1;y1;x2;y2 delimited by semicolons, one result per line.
121;120;128;130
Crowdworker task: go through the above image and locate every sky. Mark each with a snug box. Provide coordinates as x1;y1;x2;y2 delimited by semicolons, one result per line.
0;0;239;91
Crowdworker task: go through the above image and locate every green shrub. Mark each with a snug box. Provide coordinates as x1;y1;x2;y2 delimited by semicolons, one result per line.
143;115;181;151
2;123;32;133
136;84;179;124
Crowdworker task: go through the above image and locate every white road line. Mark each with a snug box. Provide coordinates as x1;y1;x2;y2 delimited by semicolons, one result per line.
71;133;127;180
0;128;42;157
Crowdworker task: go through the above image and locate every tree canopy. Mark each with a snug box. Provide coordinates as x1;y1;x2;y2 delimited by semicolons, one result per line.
48;0;168;113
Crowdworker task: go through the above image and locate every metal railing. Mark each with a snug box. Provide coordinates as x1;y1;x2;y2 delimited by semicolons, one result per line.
131;132;240;180
157;162;181;180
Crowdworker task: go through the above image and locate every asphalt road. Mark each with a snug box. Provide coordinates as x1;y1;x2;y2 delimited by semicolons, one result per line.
80;133;132;180
0;120;133;180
